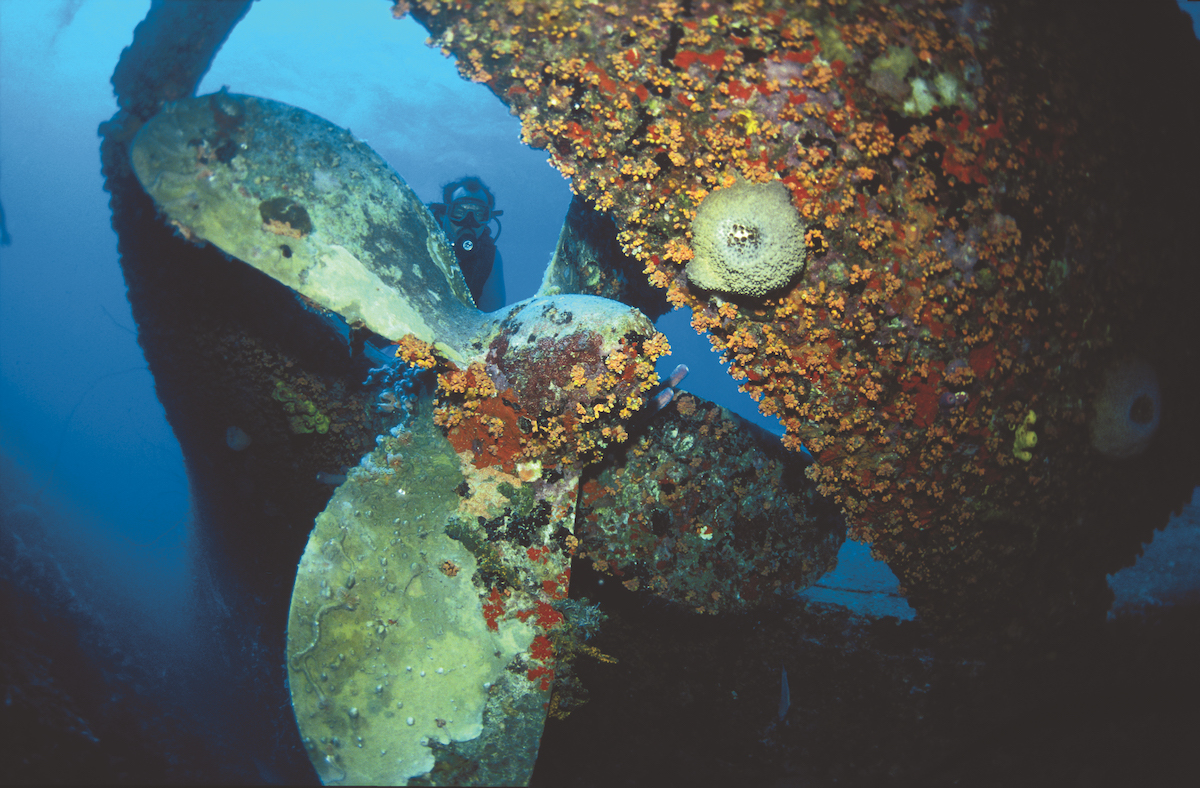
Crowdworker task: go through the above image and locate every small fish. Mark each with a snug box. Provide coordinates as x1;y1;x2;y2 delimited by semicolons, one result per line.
651;364;690;410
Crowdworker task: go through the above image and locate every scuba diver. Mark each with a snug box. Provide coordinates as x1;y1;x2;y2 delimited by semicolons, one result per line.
429;176;505;312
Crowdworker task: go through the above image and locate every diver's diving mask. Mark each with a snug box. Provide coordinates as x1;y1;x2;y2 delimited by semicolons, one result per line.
448;196;490;226
438;180;502;252
447;192;498;250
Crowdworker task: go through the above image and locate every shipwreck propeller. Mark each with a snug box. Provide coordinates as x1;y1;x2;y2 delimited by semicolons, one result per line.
130;91;843;785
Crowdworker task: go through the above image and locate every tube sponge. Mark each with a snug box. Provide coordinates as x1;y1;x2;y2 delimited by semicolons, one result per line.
1090;357;1161;459
686;179;807;298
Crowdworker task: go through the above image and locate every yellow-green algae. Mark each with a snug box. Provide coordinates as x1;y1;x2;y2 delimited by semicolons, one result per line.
287;399;540;784
273;380;331;434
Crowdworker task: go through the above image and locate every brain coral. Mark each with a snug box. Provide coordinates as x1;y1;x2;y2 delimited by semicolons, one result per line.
687;178;807;298
1091;357;1162;460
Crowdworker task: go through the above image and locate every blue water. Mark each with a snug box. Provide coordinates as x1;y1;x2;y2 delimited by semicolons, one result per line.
1;0;191;632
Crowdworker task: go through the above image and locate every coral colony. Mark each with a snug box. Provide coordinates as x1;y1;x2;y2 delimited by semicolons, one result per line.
402;0;1176;630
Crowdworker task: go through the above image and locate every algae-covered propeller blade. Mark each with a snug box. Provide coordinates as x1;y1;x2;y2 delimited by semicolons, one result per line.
130;91;481;363
287;393;569;786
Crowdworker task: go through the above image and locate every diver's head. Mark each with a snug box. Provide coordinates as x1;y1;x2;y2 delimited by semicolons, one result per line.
438;176;502;251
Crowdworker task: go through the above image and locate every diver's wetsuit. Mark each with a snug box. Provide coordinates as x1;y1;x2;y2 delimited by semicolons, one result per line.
450;221;497;301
